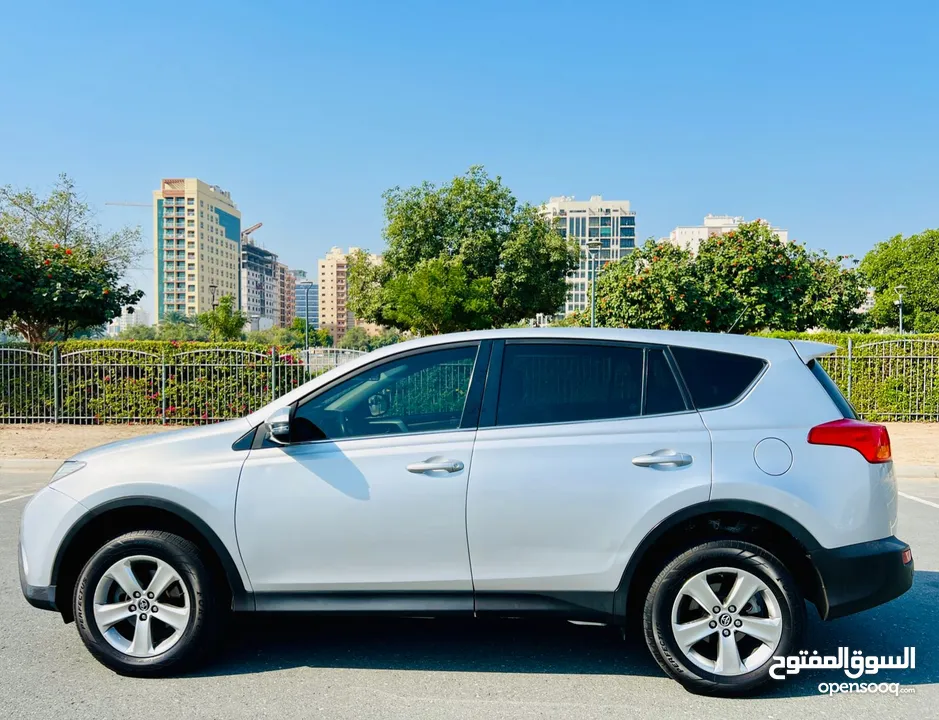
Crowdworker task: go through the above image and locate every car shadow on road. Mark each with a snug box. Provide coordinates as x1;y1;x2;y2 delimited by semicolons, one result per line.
194;571;939;697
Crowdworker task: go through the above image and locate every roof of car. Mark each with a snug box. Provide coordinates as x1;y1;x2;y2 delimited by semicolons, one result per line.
382;327;832;357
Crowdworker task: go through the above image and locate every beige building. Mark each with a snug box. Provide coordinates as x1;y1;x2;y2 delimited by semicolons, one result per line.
666;214;790;254
276;262;296;328
153;178;241;320
317;246;381;341
541;195;637;316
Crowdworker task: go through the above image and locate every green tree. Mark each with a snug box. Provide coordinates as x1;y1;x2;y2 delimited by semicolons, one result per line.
592;222;865;332
347;166;578;334
196;295;246;341
0;175;143;342
860;229;939;331
593;239;707;330
371;327;403;348
337;325;372;351
156;312;208;341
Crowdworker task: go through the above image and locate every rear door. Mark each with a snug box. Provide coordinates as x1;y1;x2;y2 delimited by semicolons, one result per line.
465;340;712;599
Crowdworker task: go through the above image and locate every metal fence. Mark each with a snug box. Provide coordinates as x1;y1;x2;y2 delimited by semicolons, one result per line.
0;346;365;424
3;339;939;423
820;338;939;421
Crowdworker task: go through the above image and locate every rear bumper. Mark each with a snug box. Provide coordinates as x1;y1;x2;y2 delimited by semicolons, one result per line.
19;541;57;612
811;536;913;620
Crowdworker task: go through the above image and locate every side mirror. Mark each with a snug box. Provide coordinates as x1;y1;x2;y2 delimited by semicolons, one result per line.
266;407;292;444
367;392;389;417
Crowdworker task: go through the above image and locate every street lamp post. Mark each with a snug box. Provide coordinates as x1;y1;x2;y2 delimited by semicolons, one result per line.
894;285;906;333
586;239;602;328
208;283;218;309
303;284;312;356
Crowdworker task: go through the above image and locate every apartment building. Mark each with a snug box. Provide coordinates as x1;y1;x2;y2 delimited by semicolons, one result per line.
240;238;279;327
317;246;381;341
276;262;296;328
541;195;637;316
153;178;241;321
666;214;790;254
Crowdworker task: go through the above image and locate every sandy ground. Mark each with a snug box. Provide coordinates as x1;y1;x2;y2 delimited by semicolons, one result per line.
0;421;938;466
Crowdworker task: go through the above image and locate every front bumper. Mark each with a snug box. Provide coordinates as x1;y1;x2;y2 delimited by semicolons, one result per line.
811;536;913;620
18;542;57;611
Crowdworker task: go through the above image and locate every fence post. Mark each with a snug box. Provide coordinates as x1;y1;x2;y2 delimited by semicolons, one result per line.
271;348;278;402
161;351;167;425
846;338;853;404
52;345;60;423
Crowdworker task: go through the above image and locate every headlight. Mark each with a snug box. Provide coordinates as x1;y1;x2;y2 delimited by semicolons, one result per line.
49;461;86;484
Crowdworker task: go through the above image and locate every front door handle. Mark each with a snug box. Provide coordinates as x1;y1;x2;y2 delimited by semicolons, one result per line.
406;459;465;474
632;450;693;468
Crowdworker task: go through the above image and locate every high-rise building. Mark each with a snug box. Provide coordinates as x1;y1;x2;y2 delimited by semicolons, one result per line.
106;307;150;337
153;179;241;321
541;196;636;316
665;215;790;254
240;238;278;328
317;246;381;341
276;262;296;328
294;271;319;330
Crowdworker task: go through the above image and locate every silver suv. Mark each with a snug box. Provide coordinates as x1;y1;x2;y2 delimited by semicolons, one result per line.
19;329;913;695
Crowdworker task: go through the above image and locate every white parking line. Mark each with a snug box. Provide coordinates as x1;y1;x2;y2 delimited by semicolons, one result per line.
899;491;939;510
0;493;33;505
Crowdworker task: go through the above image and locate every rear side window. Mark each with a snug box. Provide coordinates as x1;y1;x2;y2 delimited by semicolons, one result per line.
670;346;766;409
808;359;858;419
645;349;687;415
494;343;688;427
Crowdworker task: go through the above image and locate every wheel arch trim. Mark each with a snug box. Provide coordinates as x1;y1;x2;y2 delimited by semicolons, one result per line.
52;497;255;614
613;499;823;620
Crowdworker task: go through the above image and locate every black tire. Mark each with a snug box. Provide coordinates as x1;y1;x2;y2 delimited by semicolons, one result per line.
642;540;805;696
74;530;220;676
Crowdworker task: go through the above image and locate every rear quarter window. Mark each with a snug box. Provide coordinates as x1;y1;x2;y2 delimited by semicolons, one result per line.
669;346;767;410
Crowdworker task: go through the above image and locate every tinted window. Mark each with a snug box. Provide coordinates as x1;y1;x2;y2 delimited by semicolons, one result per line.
496;344;643;426
809;359;858;419
292;345;478;442
670;346;766;409
645;349;687;415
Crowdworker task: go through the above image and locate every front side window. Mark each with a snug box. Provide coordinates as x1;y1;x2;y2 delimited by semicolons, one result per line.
291;345;479;442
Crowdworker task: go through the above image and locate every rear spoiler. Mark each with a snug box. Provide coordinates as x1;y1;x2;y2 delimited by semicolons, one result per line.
790;340;839;363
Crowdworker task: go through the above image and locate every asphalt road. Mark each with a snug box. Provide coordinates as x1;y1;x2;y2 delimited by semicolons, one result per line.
1;467;937;719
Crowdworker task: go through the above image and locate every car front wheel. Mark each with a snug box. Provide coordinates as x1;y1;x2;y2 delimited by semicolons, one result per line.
643;540;805;695
73;530;219;676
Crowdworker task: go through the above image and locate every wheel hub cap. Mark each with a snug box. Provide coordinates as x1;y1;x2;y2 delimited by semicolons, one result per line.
670;566;784;677
92;555;191;658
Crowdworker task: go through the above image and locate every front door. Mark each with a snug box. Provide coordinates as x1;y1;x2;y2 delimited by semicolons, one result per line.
236;342;486;604
466;340;712;599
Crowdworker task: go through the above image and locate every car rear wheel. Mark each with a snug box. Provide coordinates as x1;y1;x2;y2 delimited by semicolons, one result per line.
643;540;805;695
73;530;220;676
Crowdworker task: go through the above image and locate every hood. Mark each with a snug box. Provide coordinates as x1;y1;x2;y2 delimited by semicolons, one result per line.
69;418;253;463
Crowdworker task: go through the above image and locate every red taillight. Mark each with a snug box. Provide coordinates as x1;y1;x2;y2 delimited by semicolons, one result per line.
807;419;892;463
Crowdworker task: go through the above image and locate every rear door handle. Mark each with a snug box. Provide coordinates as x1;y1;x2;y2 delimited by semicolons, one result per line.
632;450;693;468
406;459;465;474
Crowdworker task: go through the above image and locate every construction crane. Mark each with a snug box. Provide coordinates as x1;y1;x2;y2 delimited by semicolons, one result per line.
241;222;262;243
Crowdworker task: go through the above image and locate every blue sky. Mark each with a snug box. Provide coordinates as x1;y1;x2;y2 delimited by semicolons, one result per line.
2;1;937;317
